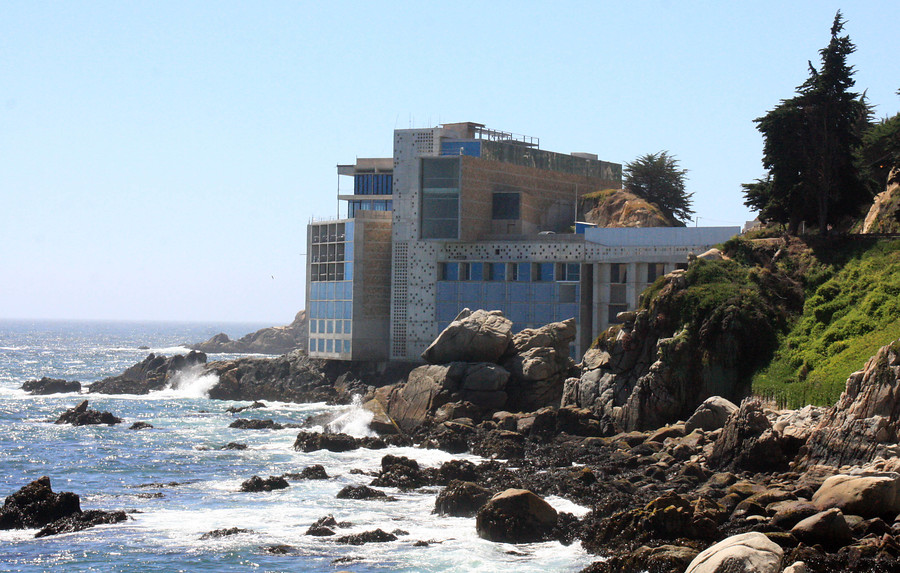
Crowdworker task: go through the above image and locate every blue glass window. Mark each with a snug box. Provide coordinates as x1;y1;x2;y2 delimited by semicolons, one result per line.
488;263;506;281
326;339;333;353
344;320;352;334
437;281;458;301
335;321;342;334
317;338;325;352
540;263;554;282
533;283;554;302
343;301;352;319
469;262;483;281
310;321;317;334
326;320;333;334
557;303;578;321
345;262;353;280
345;221;354;241
343;340;351;353
441;263;459;281
509;282;530;302
325;282;335;300
318;320;325;333
437;302;459;322
484;282;506;303
460;282;482;302
345;241;353;262
534;304;554;325
516;263;530;282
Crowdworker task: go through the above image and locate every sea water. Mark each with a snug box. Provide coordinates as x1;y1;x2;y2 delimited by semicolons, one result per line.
0;320;593;572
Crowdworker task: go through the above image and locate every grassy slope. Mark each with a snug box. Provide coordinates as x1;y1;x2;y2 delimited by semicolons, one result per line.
752;238;900;408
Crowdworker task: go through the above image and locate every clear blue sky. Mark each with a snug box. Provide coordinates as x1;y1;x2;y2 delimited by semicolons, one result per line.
2;1;898;324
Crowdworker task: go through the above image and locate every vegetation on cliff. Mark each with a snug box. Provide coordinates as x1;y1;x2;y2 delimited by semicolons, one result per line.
752;237;900;407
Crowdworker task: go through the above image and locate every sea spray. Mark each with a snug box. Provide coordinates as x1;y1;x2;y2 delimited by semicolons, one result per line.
164;364;219;398
326;395;375;437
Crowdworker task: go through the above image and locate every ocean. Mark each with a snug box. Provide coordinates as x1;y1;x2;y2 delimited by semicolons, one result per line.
0;319;593;572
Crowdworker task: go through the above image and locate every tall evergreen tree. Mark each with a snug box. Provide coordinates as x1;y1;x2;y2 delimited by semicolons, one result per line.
624;151;693;225
744;11;871;234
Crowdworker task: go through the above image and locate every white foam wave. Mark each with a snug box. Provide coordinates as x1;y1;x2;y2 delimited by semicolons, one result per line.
326;395;375;437
157;364;219;398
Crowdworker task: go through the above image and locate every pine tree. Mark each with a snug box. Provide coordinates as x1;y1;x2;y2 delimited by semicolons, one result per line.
624;151;693;225
744;11;871;234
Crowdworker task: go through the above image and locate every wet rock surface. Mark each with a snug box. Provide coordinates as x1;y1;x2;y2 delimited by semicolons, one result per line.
0;477;126;537
54;400;122;426
89;351;207;395
21;377;81;395
239;475;289;492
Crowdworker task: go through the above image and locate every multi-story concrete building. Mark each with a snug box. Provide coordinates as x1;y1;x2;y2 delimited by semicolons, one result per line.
306;122;739;363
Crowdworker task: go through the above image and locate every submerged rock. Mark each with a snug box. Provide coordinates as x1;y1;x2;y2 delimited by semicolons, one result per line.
199;527;253;539
239;475;289;492
335;528;397;545
229;419;284;430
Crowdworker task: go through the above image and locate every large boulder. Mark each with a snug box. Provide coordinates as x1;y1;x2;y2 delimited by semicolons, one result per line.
475;488;558;543
422;309;512;364
799;339;900;468
790;508;852;549
383;364;462;432
684;532;783;573
684;396;738;433
811;473;900;519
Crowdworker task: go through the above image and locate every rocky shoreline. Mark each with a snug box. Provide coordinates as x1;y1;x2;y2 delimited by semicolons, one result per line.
17;308;900;571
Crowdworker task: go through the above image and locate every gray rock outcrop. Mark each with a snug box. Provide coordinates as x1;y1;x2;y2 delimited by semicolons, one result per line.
205;350;335;403
422;309;513;364
798;339;900;468
372;312;577;433
684;532;783;573
189;310;308;355
89;351;207;395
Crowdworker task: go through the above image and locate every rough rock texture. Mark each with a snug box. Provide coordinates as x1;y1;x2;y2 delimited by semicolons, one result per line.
335;528;397;545
684;396;738;433
35;509;127;537
199;527;253;539
293;431;384;453
205;350;335;403
684;532;783;573
335;485;391;500
475;488;558;543
89;351;207;394
0;477;126;537
811;473;900;519
229;419;285;430
579;189;678;228
708;398;804;473
422;309;513;364
190;310;308;355
373;315;577;433
21;377;81;395
799;339;900;468
562;261;793;433
0;477;81;529
434;480;493;517
861;172;900;234
239;475;289;492
790;508;852;549
54;400;122;426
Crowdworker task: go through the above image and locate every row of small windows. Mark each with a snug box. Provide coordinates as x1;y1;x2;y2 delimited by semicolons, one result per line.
311;221;352;244
348;200;392;217
437;281;579;305
440;262;581;283
354;173;393;196
310;319;352;335
308;300;353;320
309;281;352;302
309;241;352;264
310;337;351;354
310;262;353;282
